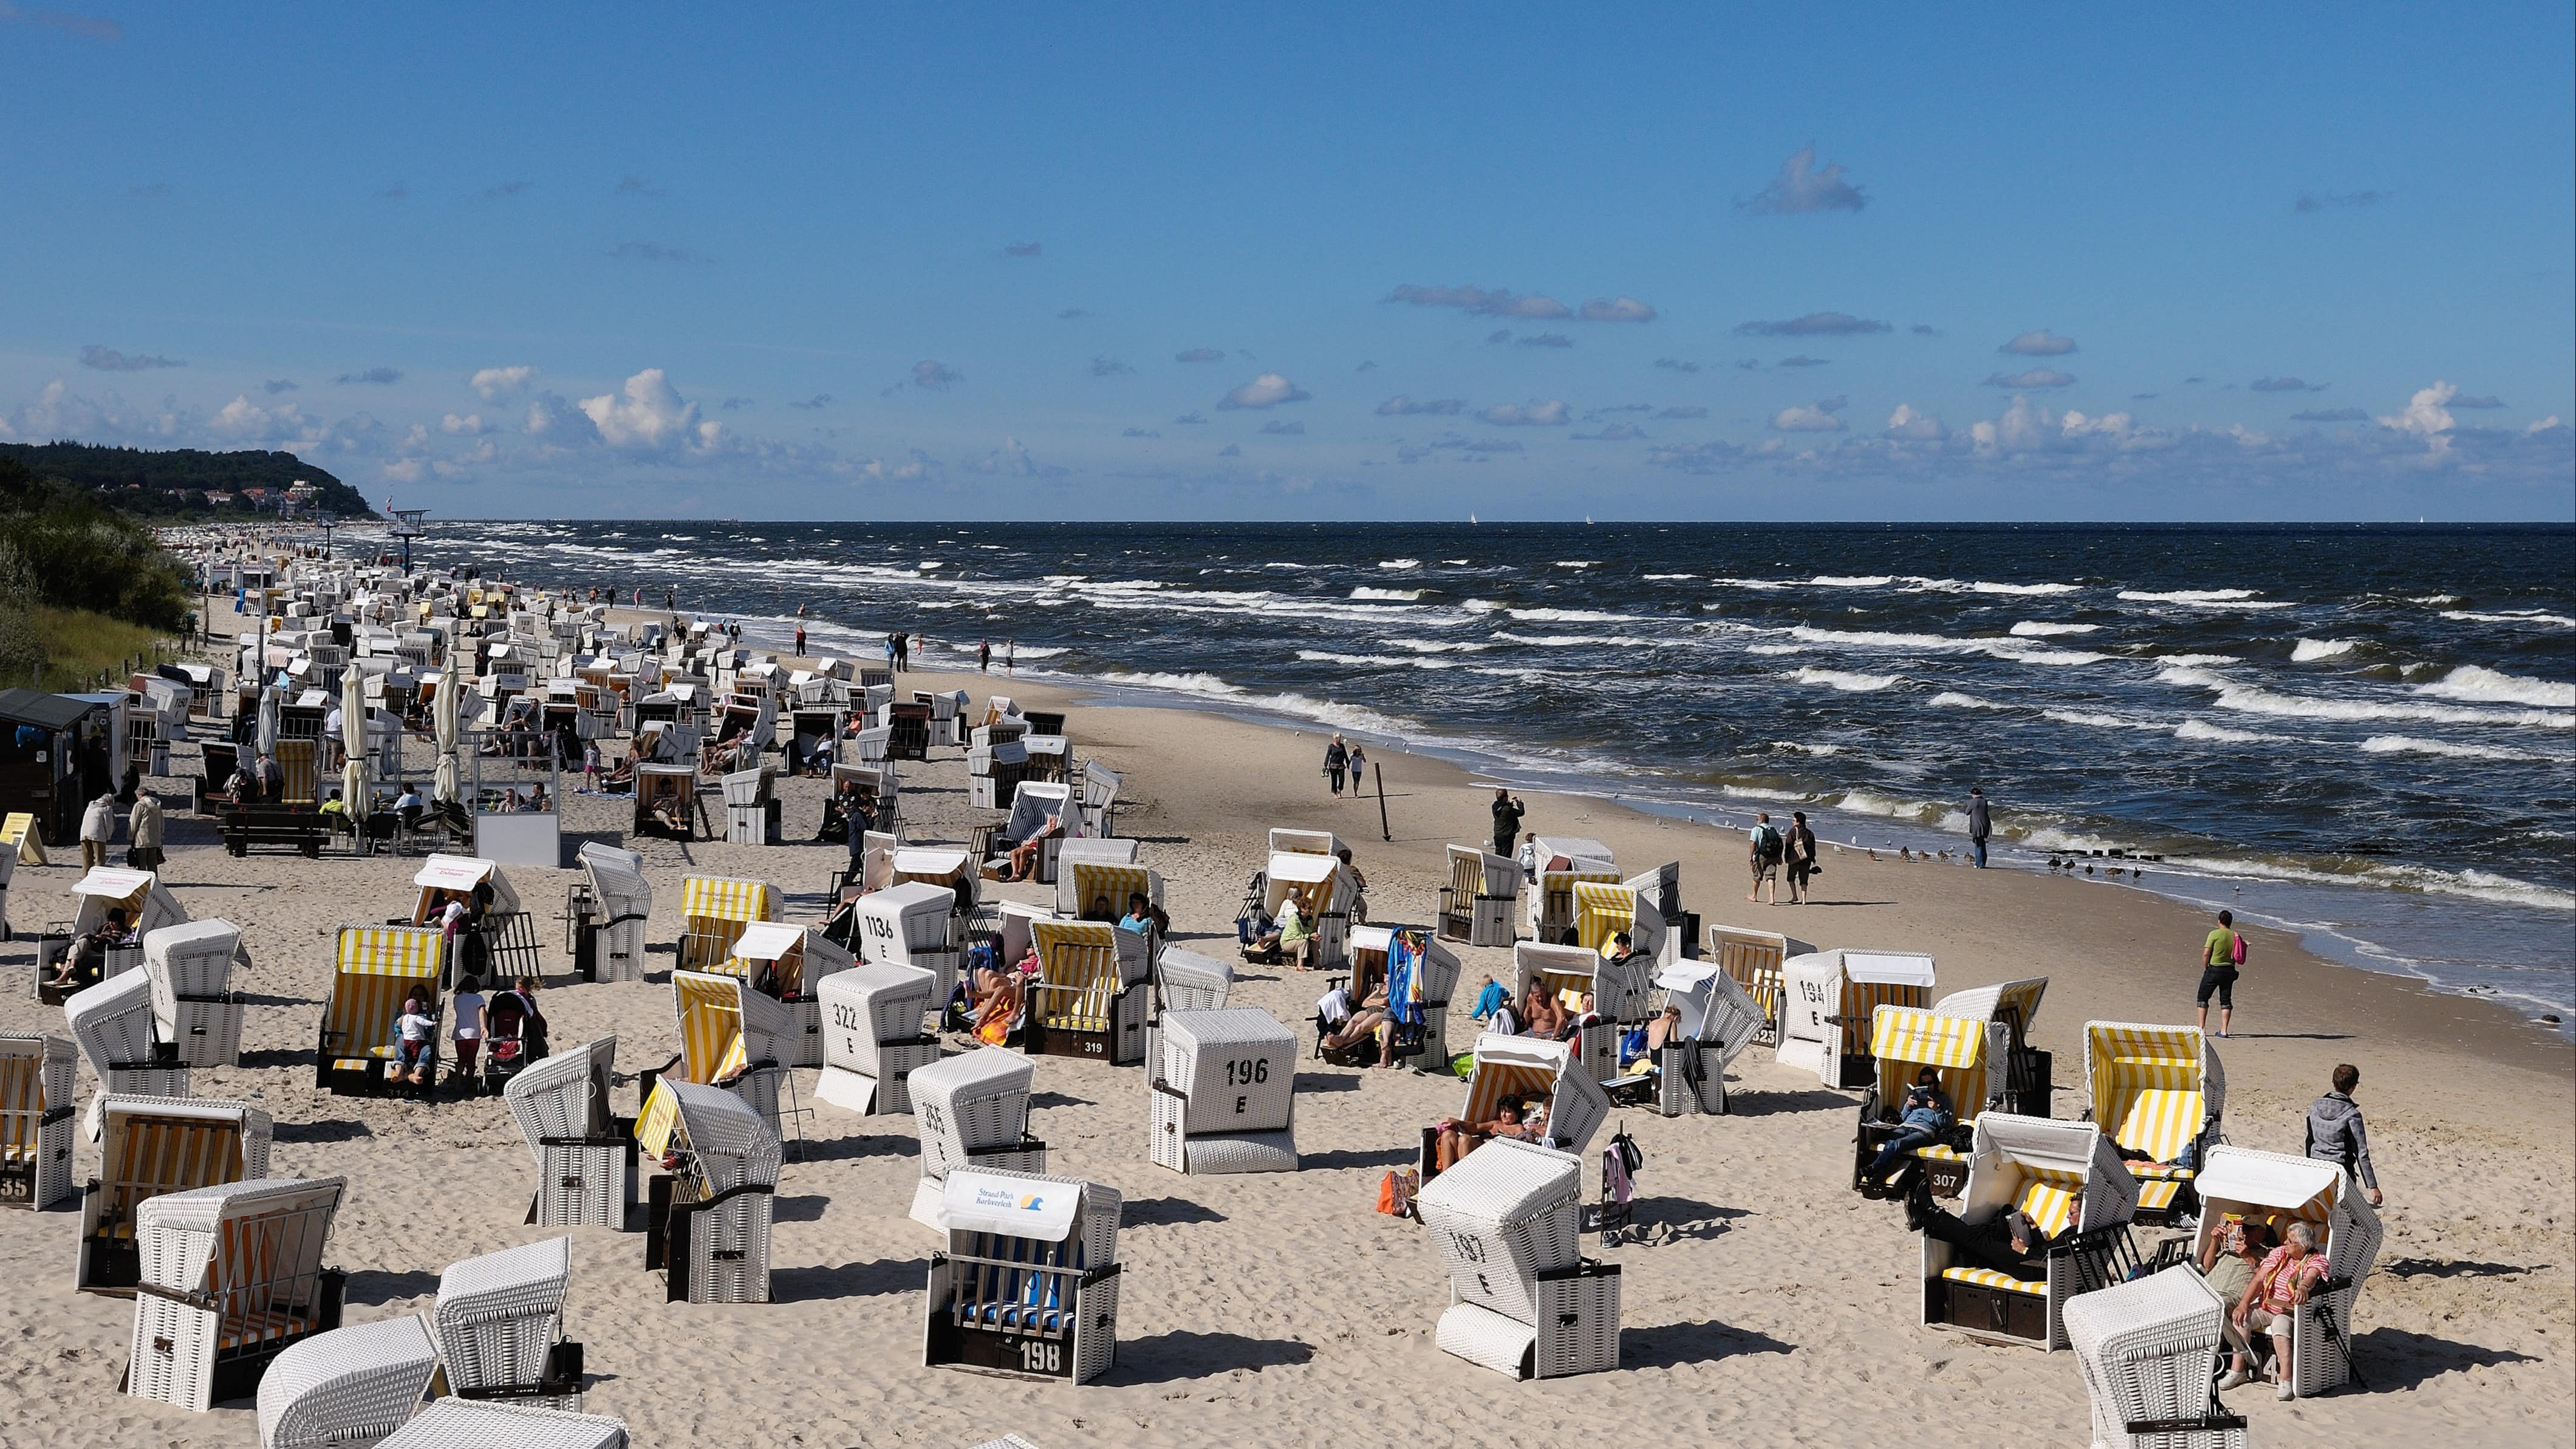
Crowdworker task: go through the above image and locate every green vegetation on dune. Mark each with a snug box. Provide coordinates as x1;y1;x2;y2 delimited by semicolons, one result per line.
0;454;200;685
27;606;170;694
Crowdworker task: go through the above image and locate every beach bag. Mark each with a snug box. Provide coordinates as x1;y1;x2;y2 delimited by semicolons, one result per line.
1376;1168;1418;1216
1752;824;1782;863
2230;932;2248;966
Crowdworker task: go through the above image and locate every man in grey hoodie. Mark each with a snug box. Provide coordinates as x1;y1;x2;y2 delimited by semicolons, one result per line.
2305;1063;2384;1207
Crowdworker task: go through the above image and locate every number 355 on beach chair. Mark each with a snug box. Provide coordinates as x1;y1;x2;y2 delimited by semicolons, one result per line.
923;1168;1122;1384
0;1032;77;1210
1149;1008;1297;1175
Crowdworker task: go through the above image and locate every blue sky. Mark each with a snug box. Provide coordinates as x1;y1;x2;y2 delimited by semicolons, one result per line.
3;2;2570;519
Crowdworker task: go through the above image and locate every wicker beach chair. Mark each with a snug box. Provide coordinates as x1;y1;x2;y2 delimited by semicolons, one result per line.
635;1078;780;1304
1056;858;1160;928
1571;872;1670;973
1262;851;1356;972
675;876;779;972
576;844;651;985
0;1032;77;1210
719;766;774;844
1052;837;1139;900
125;1176;347;1411
994;782;1076;877
1075;760;1120;837
1779;947;1936;1089
1342;925;1461;1071
815;963;940;1116
316;926;444;1099
1852;1004;2004;1199
67;968;192;1105
1150;1007;1298;1174
1438;844;1520;948
2083;1022;2227;1226
717;921;853;1069
1424;1034;1611;1185
434;1236;583;1410
2188;1145;2383;1397
1701;922;1811;1045
376;1400;628;1449
1522;835;1615;945
1921;1113;2141;1350
407;855;538;985
253;1312;437;1449
2065;1267;2247;1448
1145;945;1234;1070
504;1038;633;1229
923;1168;1122;1384
666;970;792;1134
78;1095;273;1293
144;919;248;1069
1933;976;2053;1117
963;1437;1045;1449
1415;1137;1620;1379
893;845;976;900
855;882;963;1008
1027;919;1150;1064
1647;962;1768;1116
69;867;190;982
908;1047;1046;1231
1513;940;1640;1089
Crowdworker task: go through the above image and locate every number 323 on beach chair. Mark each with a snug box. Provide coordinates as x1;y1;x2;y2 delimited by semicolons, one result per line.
923;1168;1122;1384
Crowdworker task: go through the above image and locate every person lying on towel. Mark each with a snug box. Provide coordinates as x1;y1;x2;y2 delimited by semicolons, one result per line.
1905;1183;2058;1281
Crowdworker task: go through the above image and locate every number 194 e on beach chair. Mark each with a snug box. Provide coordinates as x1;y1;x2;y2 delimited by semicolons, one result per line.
923;1168;1122;1385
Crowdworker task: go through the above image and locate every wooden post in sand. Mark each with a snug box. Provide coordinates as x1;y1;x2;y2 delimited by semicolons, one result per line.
1375;762;1390;842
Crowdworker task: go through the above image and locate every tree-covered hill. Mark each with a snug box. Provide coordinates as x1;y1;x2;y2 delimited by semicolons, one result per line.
0;441;379;520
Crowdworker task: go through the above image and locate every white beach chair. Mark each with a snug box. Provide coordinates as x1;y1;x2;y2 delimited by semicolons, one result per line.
1267;827;1342;858
1146;945;1233;1069
434;1236;583;1410
2188;1145;2384;1397
575;843;650;985
1647;962;1767;1116
66;968;191;1105
1150;1007;1298;1175
145;919;247;1068
1778;947;1936;1089
1439;844;1519;948
715;920;853;1069
1934;976;2054;1117
1853;1003;2006;1199
1513;941;1631;1088
0;1032;77;1210
996;781;1077;879
1075;760;1121;837
1053;847;1152;919
1922;1113;2142;1350
666;970;792;1135
1343;925;1463;1072
78;1094;272;1293
1027;919;1150;1065
1702;922;1811;1045
2065;1267;2247;1449
891;846;975;922
67;867;189;982
1424;1033;1611;1184
815;963;940;1116
253;1312;437;1449
503;1038;632;1229
923;1168;1122;1384
125;1176;347;1411
376;1399;628;1448
908;1047;1046;1231
720;766;774;845
855;877;960;976
675;875;779;972
2083;1021;2228;1226
315;925;444;1100
1262;850;1355;972
635;1078;780;1304
1415;1137;1620;1380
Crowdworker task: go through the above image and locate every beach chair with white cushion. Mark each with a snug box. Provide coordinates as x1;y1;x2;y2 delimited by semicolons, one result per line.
1934;976;2053;1117
2065;1267;2247;1448
909;1047;1047;1231
0;1032;77;1210
145;920;247;1069
1027;919;1150;1064
316;926;444;1099
253;1312;437;1449
815;963;940;1117
575;843;651;985
1852;1004;2001;1199
504;1038;633;1229
1342;925;1462;1072
375;1397;628;1448
1779;948;1936;1089
1436;846;1514;951
1922;1113;2141;1350
855;882;963;1009
1415;1137;1620;1380
1647;962;1768;1116
125;1176;347;1411
79;1095;272;1293
717;921;853;1068
675;875;779;972
923;1168;1122;1384
1263;850;1356;972
2188;1145;2383;1398
1513;942;1631;1088
2084;1022;2227;1227
1146;944;1235;1071
69;867;189;982
67;968;191;1102
665;970;792;1134
1703;923;1811;1046
635;1078;781;1304
1150;1007;1298;1175
1423;1034;1611;1185
434;1236;584;1411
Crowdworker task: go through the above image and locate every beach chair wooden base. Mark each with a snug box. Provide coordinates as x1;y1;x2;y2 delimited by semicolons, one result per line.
1028;987;1146;1066
1434;1262;1622;1380
816;1040;938;1117
525;1137;637;1229
163;998;247;1068
1928;1272;2051;1345
318;1050;439;1102
923;1258;1121;1384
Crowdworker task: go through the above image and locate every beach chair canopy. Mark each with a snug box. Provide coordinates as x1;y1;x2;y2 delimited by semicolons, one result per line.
1267;827;1342;858
70;867;186;937
412;854;521;916
0;1031;75;1137
1961;1112;2139;1243
321;926;443;1072
137;1174;346;1297
1155;945;1234;1012
1531;835;1614;870
579;843;651;916
635;1076;779;1194
1870;1004;1997;1122
1513;940;1642;1023
64;969;161;1076
1573;873;1667;963
673;970;791;1084
1262;851;1350;920
2083;1021;2225;1162
940;1168;1085;1242
911;1047;1039;1179
1003;781;1076;842
1447;843;1519;897
2062;1269;2233;1449
1704;923;1811;1017
1029;918;1147;1035
892;848;974;887
1458;1032;1610;1157
2189;1144;2382;1285
1062;860;1160;922
856;882;958;968
723;921;850;998
89;1095;273;1244
1655;961;1763;1042
504;1036;618;1147
1783;947;1937;1059
682;875;779;927
1935;976;2049;1046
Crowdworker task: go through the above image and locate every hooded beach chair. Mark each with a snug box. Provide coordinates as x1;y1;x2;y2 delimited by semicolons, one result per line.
923;1168;1122;1384
317;926;444;1098
994;781;1076;879
635;1077;781;1304
1150;1007;1298;1175
720;766;774;844
1523;835;1615;945
434;1235;584;1410
1922;1113;2140;1350
1513;942;1631;1089
909;1047;1047;1231
1703;923;1811;1045
409;855;537;984
855;881;963;1006
0;1032;77;1210
1056;855;1159;926
1342;925;1461;1071
2083;1022;2227;1226
68;866;188;983
1423;1033;1611;1185
1439;844;1520;948
376;1401;629;1449
125;1176;347;1411
576;843;651;984
1851;1004;2001;1199
1027;919;1150;1064
2188;1145;2384;1397
145;919;247;1069
676;875;779;971
1145;944;1235;1074
666;970;792;1134
2065;1266;2247;1449
1262;850;1355;972
78;1094;272;1293
632;762;698;839
1934;976;2053;1117
1647;962;1767;1116
892;847;976;914
67;968;191;1104
1779;948;1936;1089
1076;759;1121;837
253;1312;437;1449
1415;1137;1620;1380
719;921;854;1068
504;1038;634;1228
1572;872;1670;974
816;963;940;1116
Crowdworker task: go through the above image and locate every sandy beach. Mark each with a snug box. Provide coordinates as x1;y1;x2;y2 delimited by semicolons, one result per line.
2;623;2568;1449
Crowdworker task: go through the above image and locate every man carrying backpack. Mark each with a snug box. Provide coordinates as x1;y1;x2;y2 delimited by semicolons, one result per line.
2196;908;2247;1038
1746;811;1784;906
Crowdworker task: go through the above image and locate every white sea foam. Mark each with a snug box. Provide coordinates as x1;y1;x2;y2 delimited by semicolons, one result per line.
1745;643;1804;656
1379;558;1421;569
2116;587;2292;608
1789;667;1900;692
2044;708;2165;731
2159;653;2242;666
1350;587;1426;601
1508;607;1644;623
2158;665;2575;728
1462;599;1506;612
1384;638;1494;653
1642;573;1699;580
1709;577;1792;591
2290;639;2360;662
1981;643;2112;666
2360;735;2544;762
2173;719;2280;744
1492;631;1657;648
1554;560;1599;569
1966;580;2083;595
2441;608;2576;628
1296;649;1460;670
1929;691;2009;710
1789;625;1952;649
1093;670;1423;738
1773;741;1843;755
2416;665;2576;709
1811;574;1894;587
2009;621;2100;636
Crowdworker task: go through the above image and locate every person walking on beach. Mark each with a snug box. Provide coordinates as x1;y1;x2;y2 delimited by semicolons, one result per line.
1347;741;1367;795
979;638;992;673
1490;789;1525;857
2196;909;2245;1038
1747;811;1783;905
1966;786;1992;868
1784;809;1818;904
1323;735;1349;795
1004;638;1016;674
794;619;807;656
2305;1064;2385;1207
80;790;118;870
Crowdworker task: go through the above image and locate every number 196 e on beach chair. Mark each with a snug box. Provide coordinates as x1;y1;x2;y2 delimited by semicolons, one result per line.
1150;1008;1297;1175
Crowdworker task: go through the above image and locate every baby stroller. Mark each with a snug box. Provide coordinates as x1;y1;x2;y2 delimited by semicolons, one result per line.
1235;870;1278;963
481;990;544;1094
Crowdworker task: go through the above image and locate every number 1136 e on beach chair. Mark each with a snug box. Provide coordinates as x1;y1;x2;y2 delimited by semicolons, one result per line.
923;1168;1122;1384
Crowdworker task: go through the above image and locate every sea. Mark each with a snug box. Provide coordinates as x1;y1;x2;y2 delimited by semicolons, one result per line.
379;520;2576;1028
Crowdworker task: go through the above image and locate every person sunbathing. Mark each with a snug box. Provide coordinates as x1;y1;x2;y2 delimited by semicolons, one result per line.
48;908;135;989
601;739;646;788
971;968;1023;1047
1520;981;1567;1040
1904;1180;2057;1280
1643;1003;1684;1053
987;814;1062;883
646;793;688;834
1320;971;1393;1063
1433;1095;1538;1171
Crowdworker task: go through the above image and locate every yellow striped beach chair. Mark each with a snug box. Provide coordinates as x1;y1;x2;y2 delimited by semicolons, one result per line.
677;876;778;971
1702;923;1810;1042
1852;1005;1995;1199
2083;1021;2226;1225
316;927;443;1098
1028;919;1147;1064
668;970;791;1132
1924;1112;2139;1350
77;1095;272;1293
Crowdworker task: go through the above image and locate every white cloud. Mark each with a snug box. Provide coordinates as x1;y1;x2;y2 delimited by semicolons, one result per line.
1884;403;1947;442
2000;330;2078;356
2376;380;2456;452
1772;403;1847;433
2526;416;2564;436
1480;400;1569;426
576;369;722;452
441;413;488;435
1985;368;2077;389
471;366;536;401
381;457;426;484
1741;146;1867;214
1377;396;1465;416
1218;373;1310;409
1579;296;1657;322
